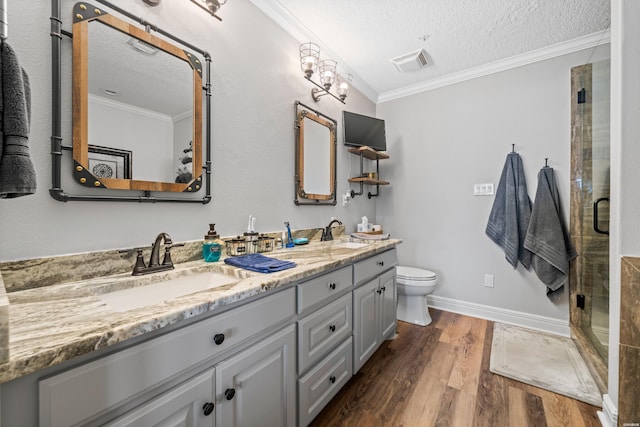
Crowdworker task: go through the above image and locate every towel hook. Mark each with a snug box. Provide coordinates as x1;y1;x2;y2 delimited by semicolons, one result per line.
511;144;515;153
545;158;549;167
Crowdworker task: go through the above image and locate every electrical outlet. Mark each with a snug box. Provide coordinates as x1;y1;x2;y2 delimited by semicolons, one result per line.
484;274;494;288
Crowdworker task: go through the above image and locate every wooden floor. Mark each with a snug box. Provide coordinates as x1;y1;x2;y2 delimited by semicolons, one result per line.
310;309;601;427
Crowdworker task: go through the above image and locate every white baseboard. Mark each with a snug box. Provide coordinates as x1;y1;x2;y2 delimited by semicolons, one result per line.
428;295;571;336
597;394;618;427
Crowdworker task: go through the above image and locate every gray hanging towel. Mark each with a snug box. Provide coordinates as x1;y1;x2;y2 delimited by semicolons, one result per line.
0;40;36;198
524;167;577;298
486;152;532;269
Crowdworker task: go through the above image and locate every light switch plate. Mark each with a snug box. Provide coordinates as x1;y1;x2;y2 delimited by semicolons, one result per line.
474;183;494;196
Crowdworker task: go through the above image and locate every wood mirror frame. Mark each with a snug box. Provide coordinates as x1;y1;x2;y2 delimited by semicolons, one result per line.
72;4;203;193
294;101;337;205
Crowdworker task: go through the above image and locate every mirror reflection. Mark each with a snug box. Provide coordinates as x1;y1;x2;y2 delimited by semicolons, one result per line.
72;10;203;192
295;102;336;205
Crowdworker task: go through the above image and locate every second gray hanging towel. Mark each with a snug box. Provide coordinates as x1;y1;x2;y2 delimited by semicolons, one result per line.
486;152;532;269
524;166;577;298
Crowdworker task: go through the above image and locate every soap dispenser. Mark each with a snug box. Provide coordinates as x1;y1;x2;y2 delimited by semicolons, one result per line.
203;224;222;262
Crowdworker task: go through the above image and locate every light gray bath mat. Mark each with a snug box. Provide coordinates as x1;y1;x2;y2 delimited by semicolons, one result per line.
490;323;601;407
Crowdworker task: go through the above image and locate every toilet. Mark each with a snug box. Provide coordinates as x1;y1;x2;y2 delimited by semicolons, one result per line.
396;266;438;326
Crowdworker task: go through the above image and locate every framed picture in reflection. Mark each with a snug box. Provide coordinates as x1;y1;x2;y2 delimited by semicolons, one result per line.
88;145;132;179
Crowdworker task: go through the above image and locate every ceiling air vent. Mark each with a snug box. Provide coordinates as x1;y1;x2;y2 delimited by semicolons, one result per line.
391;49;428;73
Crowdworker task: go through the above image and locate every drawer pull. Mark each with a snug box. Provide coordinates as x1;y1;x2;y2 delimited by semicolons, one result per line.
329;375;336;384
329;324;336;332
377;261;384;267
381;286;386;292
376;288;382;294
328;282;336;290
202;402;215;416
225;388;236;400
213;333;225;345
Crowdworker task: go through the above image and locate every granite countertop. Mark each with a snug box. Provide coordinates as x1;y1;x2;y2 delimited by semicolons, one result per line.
0;237;400;384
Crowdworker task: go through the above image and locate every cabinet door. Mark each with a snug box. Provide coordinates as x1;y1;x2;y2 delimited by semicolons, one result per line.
379;269;397;340
106;368;215;427
216;325;296;427
353;278;380;373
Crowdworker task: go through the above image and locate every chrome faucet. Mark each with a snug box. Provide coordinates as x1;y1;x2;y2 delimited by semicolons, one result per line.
321;219;343;241
132;232;183;276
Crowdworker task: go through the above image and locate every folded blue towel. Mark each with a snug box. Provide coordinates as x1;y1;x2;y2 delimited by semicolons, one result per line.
224;253;296;273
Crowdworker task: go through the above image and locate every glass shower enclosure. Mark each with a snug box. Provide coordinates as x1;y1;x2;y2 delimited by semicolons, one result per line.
570;59;610;393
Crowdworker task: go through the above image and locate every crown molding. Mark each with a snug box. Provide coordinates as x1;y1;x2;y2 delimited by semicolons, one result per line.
378;30;611;103
249;0;610;106
248;0;379;103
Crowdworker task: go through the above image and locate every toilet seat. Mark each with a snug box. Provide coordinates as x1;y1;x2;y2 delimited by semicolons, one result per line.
396;266;436;282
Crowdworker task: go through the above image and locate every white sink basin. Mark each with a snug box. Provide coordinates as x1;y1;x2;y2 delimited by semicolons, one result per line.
99;272;238;312
333;242;369;250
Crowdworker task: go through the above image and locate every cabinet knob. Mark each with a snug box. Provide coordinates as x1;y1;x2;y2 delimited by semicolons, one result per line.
377;261;384;267
376;289;382;294
329;375;336;384
202;402;215;416
328;282;336;290
225;388;236;400
213;333;225;345
381;286;386;292
329;324;336;332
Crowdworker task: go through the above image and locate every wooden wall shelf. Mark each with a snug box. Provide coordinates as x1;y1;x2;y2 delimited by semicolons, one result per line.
348;146;389;199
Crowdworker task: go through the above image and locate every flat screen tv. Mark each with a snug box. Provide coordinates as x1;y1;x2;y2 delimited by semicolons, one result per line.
343;111;387;151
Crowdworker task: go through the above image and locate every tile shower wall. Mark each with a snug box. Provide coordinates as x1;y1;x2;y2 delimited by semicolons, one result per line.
619;257;640;424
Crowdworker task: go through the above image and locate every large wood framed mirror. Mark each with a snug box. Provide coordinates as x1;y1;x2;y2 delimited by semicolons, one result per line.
294;101;337;205
71;3;203;193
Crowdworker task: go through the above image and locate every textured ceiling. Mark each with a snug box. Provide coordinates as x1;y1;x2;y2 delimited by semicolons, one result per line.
251;0;610;102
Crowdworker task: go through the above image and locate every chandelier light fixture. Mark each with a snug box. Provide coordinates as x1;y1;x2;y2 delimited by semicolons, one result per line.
299;42;351;103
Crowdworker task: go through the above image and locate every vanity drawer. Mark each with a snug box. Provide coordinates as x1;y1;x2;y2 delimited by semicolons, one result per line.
353;248;397;286
297;265;352;313
298;336;353;426
298;293;352;373
39;287;295;427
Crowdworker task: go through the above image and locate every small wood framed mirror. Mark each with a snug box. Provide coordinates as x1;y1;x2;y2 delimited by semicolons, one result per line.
294;101;337;205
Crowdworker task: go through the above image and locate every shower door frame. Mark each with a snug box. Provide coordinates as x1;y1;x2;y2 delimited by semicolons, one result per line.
569;62;610;394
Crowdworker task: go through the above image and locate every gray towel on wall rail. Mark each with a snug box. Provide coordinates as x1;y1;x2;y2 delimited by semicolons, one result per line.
0;40;36;198
524;167;577;298
486;152;532;269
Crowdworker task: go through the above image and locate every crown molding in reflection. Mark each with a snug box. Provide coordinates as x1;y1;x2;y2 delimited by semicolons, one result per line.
88;94;172;123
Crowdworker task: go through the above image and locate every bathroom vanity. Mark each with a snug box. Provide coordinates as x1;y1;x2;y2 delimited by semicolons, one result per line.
0;237;399;426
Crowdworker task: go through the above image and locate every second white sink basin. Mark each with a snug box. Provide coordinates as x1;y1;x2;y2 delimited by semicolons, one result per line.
333;242;369;249
99;272;238;312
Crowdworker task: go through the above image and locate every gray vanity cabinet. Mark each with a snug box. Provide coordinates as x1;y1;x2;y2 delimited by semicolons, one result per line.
215;324;296;426
296;266;353;426
37;288;296;427
107;325;297;427
353;249;397;373
105;368;216;427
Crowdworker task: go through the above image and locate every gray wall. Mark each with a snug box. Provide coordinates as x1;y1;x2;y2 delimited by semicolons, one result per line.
0;0;377;262
377;45;610;326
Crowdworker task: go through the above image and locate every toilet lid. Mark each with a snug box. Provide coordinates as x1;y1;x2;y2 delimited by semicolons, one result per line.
396;266;436;281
